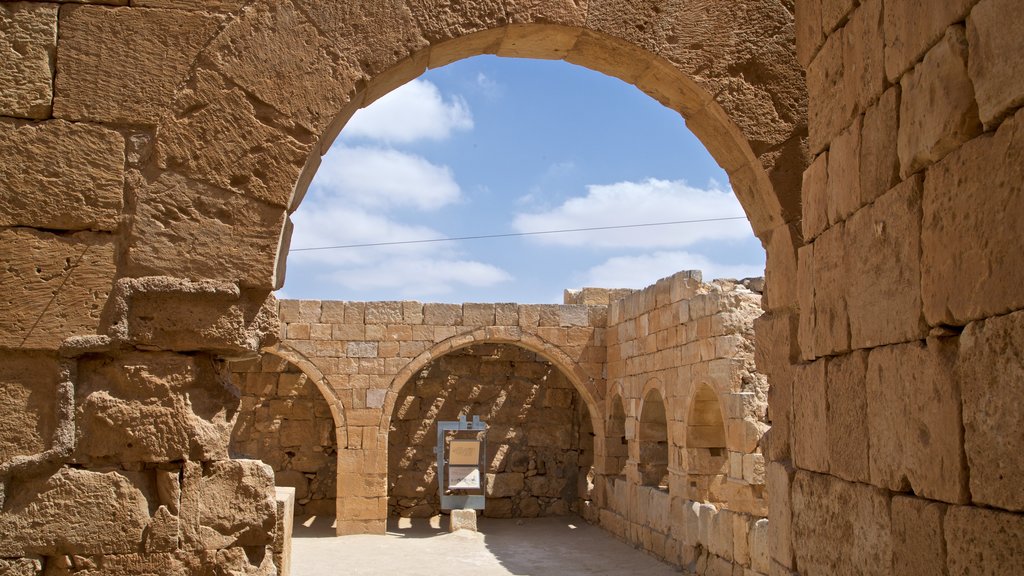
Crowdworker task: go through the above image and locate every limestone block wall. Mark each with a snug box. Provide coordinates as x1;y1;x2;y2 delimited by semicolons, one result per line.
598;271;769;574
389;344;591;519
770;0;1024;574
230;355;339;517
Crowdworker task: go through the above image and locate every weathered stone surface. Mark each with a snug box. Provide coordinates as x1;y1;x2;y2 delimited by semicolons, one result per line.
791;471;892;576
0;229;116;350
945;505;1024;575
797;243;815;361
156;68;310;209
200;460;277;548
922;108;1024;326
844;175;926;349
859;85;901;204
54;6;220;124
801;151;828;242
891;496;948;576
812;223;849;357
792;360;827;473
0;467;151;556
767;462;793;568
826;351;869;483
449;508;478;532
274;487;295;576
0;558;41;576
76;352;237;463
897;25;981;178
0;352;58;463
407;0;506;43
968;0;1024;127
0;2;56;119
0;119;124;231
126;173;286;290
866;339;968;503
958;310;1024;511
826;115;861;224
884;0;978;82
795;0;824;67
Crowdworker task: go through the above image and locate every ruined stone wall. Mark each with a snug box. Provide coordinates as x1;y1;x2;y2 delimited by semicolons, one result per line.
598;271;770;574
389;344;591;519
767;0;1024;574
230;355;338;517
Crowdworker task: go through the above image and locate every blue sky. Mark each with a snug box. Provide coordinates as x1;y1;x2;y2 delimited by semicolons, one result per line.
281;56;765;304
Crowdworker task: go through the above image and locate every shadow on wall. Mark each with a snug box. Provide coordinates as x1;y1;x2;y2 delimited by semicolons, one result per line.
388;344;595;519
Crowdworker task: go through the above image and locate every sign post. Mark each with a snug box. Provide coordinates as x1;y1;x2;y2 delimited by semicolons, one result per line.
435;415;488;512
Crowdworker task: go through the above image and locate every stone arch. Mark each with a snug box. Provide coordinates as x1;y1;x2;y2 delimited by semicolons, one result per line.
683;381;728;503
261;342;348;448
140;2;805;292
637;380;669;489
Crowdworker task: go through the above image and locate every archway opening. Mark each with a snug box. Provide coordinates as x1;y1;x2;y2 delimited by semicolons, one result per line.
637;389;669;490
606;394;628;477
229;353;339;517
685;384;728;503
387;343;595;520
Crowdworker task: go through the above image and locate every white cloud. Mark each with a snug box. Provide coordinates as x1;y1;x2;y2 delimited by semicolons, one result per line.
512;178;750;248
289;205;446;264
343;79;473;144
328;258;512;296
311;145;461;211
582;251;764;288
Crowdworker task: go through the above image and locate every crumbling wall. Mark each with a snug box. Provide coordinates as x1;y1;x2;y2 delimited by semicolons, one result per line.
598;271;769;574
388;344;591;519
230;355;338;517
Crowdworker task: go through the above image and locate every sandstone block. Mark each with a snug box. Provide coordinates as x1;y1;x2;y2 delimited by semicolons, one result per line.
156;68;309;209
884;0;978;82
897;25;981;178
76;352;237;463
485;473;524;498
0;351;58;463
365;301;403;324
825;351;869;483
0;559;41;576
968;0;1024;127
0;118;122;229
200;460;277;548
796;244;815;361
795;0;824;67
866;340;968;503
766;462;793;568
0;2;56;119
0;467;151;556
844;175;926;349
274;487;295;576
0;229;115;350
449;508;478;532
826;115;861;224
807;28;851;154
812;223;849;357
859;85;901;204
801;151;829;241
891;495;948;576
793;360;828;473
922;108;1024;326
54;5;221;124
126;173;287;290
424;303;462;326
791;471;892;575
945;504;1024;575
957;310;1024;511
749;518;770;574
463;303;495;326
763;223;800;312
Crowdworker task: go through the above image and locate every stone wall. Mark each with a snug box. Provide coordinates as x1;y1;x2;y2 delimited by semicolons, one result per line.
389;344;591;519
230;355;338;517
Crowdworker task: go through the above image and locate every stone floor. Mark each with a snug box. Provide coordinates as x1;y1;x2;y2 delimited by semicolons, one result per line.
291;515;682;575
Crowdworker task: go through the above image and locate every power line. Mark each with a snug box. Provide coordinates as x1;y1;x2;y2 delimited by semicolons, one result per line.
290;216;749;252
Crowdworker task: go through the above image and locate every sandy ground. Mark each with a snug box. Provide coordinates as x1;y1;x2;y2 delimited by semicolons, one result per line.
290;515;682;575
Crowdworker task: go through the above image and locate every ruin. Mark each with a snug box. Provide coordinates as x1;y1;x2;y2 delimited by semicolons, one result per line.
2;0;1023;575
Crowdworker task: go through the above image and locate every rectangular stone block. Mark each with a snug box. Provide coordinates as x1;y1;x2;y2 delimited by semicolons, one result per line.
922;107;1024;326
968;0;1024;127
807;22;850;154
866;340;968;503
812;223;849;357
825;351;869;483
804;156;830;240
0;351;58;463
842;0;885;124
945;505;1024;576
0;2;56;119
884;0;977;82
844;175;927;349
364;301;403;324
891;495;948;576
54;5;221;124
957;310;1024;511
0;229;116;350
200;460;277;547
897;25;981;178
463;303;495;326
826;115;861;224
791;471;893;576
766;462;794;568
859;84;900;205
423;303;462;325
797;244;815;362
793;360;828;473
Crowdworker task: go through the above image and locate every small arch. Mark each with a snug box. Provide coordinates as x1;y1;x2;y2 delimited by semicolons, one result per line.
684;383;728;503
263;342;348;446
605;391;628;477
637;387;669;490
